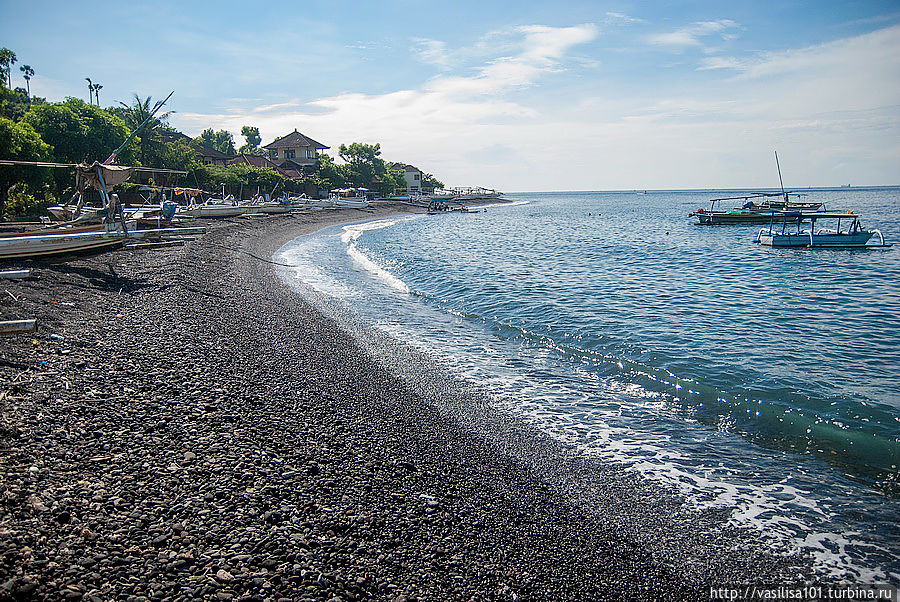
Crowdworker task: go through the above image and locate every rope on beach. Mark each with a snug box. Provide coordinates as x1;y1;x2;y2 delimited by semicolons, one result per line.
205;242;295;267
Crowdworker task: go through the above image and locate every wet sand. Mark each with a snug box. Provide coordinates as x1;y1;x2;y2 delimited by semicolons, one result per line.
0;204;810;600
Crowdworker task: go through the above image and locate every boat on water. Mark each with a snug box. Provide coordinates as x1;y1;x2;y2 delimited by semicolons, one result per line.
691;152;832;225
754;211;891;248
329;188;369;208
690;192;826;225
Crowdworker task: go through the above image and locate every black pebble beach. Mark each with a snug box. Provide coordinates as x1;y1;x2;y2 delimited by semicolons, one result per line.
0;205;811;601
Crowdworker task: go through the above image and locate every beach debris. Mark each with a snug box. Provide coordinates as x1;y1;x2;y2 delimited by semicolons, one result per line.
0;269;32;279
0;319;37;336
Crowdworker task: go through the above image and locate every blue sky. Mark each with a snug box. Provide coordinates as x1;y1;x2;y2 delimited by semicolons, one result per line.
3;0;899;190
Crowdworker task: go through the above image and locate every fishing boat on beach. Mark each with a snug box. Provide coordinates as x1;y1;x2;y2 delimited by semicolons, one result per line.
0;162;204;260
329;188;369;208
754;211;891;248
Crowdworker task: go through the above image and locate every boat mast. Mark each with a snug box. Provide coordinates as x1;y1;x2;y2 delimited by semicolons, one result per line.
774;150;787;205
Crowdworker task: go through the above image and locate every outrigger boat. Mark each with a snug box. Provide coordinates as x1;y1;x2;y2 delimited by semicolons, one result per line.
691;152;828;225
690;192;825;225
0;162;203;260
329;188;369;208
754;211;891;248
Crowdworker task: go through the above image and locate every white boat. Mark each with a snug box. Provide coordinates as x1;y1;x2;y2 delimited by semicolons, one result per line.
177;195;258;218
329;188;369;208
754;212;891;248
0;225;127;259
0;224;207;260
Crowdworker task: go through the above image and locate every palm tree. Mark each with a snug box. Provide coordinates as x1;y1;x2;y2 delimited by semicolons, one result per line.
0;48;17;88
19;64;33;99
117;94;175;165
85;77;93;104
92;83;103;106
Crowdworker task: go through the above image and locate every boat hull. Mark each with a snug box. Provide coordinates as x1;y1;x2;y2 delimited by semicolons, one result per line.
757;231;876;248
0;230;126;259
177;205;255;218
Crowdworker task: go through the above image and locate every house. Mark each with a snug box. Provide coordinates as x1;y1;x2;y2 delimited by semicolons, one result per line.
262;130;329;173
194;144;234;166
389;162;423;193
227;153;304;180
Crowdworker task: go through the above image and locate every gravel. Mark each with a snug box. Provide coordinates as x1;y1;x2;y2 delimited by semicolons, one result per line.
0;205;811;600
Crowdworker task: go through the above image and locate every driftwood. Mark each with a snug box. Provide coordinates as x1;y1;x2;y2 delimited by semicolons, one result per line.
0;319;37;336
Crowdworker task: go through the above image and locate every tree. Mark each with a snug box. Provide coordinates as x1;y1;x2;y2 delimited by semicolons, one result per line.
0;117;51;219
112;94;174;165
239;125;265;155
198;128;236;155
421;172;444;190
24;98;133;196
85;77;93;104
19;65;33;99
337;142;400;193
315;153;346;189
0;86;33;121
0;48;16;89
92;83;103;106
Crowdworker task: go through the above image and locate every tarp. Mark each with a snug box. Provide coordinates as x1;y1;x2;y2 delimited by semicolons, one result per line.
76;162;135;190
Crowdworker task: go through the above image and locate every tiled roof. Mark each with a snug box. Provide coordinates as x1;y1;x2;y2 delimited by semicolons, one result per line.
193;143;234;159
263;129;329;150
227;154;281;169
389;162;422;173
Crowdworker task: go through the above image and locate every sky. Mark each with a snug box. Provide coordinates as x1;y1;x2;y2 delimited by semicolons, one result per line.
2;0;899;191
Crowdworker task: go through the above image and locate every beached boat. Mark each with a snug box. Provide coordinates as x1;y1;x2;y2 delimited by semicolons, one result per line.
754;211;891;248
177;195;258;218
0;225;126;259
329;188;369;208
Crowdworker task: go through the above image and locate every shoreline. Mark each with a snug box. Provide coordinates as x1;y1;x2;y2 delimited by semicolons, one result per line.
1;205;811;600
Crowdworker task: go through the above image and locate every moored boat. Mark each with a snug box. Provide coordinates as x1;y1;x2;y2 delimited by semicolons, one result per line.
754;211;891;248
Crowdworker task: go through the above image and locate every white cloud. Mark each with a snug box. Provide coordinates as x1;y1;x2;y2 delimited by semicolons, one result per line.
411;38;452;70
647;19;739;50
170;24;900;190
604;12;644;25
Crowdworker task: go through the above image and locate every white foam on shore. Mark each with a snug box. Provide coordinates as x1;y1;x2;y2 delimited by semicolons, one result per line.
342;219;415;294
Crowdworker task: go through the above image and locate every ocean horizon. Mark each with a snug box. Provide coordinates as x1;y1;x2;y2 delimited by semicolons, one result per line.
276;188;900;583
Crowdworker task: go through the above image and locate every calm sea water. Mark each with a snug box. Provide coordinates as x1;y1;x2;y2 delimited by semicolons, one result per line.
276;189;900;582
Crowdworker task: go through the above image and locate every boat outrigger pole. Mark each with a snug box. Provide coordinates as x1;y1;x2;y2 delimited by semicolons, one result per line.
775;150;787;205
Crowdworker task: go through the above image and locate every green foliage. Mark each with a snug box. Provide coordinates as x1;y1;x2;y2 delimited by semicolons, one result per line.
23;98;134;198
156;139;199;173
198;128;236;155
19;64;33;99
24;98;133;164
188;163;311;197
0;48;17;89
421;172;444;190
337;142;399;193
5;182;50;219
239;126;265;155
111;94;174;166
0;116;51;218
315;153;346;189
0;86;40;121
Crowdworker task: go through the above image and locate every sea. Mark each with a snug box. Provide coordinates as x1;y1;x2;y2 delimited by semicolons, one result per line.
275;188;900;582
